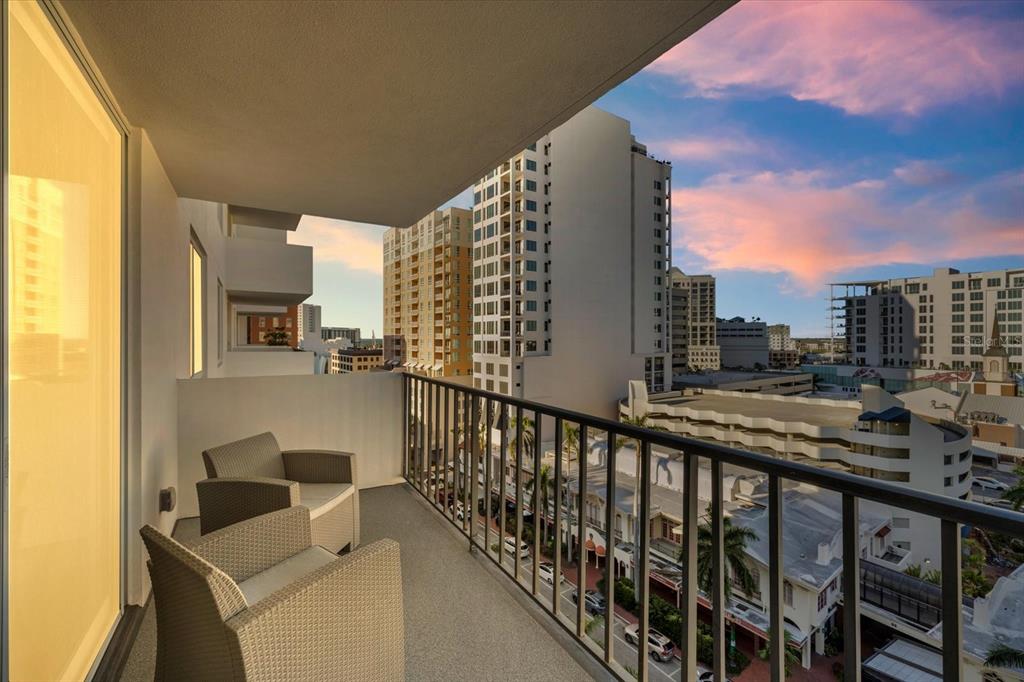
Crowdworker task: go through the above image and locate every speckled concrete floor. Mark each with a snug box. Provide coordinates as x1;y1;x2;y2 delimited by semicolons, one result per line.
119;483;592;681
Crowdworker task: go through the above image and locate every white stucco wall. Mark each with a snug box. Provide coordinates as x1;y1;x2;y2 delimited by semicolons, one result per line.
176;372;406;518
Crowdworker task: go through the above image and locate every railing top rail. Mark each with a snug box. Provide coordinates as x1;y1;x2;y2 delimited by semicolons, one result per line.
405;373;1024;536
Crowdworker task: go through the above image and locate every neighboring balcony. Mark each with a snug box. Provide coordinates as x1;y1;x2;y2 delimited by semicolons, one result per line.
222;346;316;377
224;235;313;305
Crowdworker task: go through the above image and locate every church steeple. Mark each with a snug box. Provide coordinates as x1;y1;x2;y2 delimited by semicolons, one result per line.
982;316;1010;383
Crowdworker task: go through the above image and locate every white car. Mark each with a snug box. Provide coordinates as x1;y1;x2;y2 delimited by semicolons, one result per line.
537;561;564;585
986;498;1017;511
973;476;1009;492
623;622;675;662
503;536;530;559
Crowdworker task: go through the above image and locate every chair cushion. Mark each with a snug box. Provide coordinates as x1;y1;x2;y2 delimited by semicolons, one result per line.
298;482;355;520
237;545;337;606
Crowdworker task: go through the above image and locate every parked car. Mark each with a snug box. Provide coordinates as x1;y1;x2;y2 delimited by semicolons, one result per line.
570;588;606;616
973;476;1009;492
623;623;675;662
537;562;564;585
986;498;1017;511
698;673;732;682
503;536;530;559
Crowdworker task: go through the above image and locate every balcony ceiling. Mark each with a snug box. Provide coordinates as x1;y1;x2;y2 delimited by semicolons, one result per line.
58;0;733;226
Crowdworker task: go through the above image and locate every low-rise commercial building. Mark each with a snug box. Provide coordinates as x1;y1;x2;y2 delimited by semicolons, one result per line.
624;381;973;565
717;316;770;369
330;348;384;374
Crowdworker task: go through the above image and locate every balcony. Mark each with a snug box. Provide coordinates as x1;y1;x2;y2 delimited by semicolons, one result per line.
114;372;1024;681
225;236;313;305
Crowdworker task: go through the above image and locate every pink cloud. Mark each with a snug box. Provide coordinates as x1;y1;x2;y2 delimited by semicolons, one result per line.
672;170;1024;291
893;160;958;187
658;133;763;161
649;1;1024;116
288;216;385;275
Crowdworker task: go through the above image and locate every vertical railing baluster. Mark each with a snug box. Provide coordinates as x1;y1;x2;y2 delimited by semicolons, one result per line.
443;385;449;516
433;382;441;503
499;403;508;566
485;398;493;555
418;378;423;485
426;378;433;497
842;494;861;682
462;390;471;534
532;410;542;596
711;459;726;682
636;439;652;682
768;473;784;682
515;404;524;581
470;393;478;539
402;375;408;481
577;424;588;638
941;519;963;682
553;417;563;616
681;452;698;682
603;428;616;662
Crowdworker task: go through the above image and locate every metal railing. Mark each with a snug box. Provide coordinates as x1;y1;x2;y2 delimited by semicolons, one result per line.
402;374;1024;682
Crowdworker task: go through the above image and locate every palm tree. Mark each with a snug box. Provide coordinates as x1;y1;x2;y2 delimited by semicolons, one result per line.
758;630;799;677
985;644;1024;670
680;504;759;600
619;414;667;586
1001;464;1024;511
525;463;554;544
508;415;535;479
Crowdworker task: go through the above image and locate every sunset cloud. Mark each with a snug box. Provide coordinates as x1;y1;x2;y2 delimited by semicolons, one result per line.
657;133;764;162
672;170;1024;292
289;215;386;275
648;1;1024;117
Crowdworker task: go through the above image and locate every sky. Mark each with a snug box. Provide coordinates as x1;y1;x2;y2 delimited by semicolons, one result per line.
291;0;1024;338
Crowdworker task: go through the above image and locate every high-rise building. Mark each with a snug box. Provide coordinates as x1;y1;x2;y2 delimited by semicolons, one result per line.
296;303;322;347
832;267;1024;371
669;268;720;374
383;207;473;377
767;323;799;369
471;106;671;416
321;326;361;344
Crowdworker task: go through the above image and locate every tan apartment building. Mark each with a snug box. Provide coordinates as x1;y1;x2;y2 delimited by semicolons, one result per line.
330;348;384;374
670;267;720;374
384;207;473;377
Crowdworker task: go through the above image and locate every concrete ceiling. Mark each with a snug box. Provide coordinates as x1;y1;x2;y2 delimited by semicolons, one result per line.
59;0;734;226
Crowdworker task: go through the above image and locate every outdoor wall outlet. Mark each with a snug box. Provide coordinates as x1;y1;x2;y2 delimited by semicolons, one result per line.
159;486;176;513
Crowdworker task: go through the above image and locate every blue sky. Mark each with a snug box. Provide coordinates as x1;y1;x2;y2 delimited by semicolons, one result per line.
293;0;1024;337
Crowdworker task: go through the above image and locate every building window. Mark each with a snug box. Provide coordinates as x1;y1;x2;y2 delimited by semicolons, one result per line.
784;581;793;607
525;199;537;211
526;159;537;171
526;219;537;231
190;235;206;377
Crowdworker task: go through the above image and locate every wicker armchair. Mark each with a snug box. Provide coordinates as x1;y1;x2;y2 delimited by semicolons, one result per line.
197;432;359;552
140;507;403;681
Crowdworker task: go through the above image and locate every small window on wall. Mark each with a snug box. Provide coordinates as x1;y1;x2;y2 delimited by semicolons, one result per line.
190;234;206;376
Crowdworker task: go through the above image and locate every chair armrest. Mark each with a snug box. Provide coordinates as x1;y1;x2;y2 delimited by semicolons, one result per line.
227;539;403;681
282;449;356;485
189;506;313;583
196;477;300;536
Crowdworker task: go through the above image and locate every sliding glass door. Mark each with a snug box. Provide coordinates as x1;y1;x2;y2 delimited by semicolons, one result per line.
5;1;125;679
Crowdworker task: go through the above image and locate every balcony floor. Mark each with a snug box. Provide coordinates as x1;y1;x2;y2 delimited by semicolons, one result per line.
120;483;591;681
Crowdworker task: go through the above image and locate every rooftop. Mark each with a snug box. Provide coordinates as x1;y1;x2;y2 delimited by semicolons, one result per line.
651;391;860;428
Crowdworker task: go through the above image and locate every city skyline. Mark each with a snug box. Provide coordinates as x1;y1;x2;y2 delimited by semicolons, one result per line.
291;0;1024;337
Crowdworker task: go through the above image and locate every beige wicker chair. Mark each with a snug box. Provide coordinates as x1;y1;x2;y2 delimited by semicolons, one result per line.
197;432;359;552
140;507;403;681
